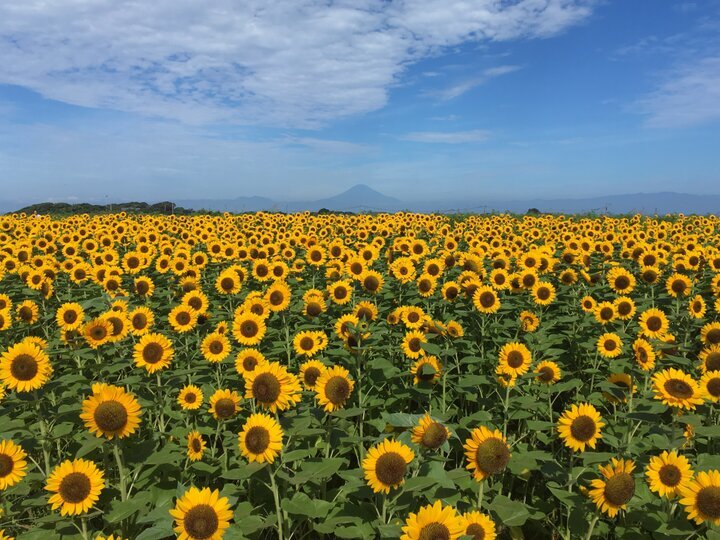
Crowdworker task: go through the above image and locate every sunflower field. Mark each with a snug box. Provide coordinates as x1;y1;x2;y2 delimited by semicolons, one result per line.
1;211;720;540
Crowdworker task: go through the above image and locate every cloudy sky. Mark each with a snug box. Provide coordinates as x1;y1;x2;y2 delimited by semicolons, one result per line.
0;0;719;204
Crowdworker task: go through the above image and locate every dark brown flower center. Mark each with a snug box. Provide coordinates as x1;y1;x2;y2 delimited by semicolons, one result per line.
671;280;687;294
617;302;632;316
245;426;270;454
537;366;555;382
10;354;39;381
306;302;322;316
646;316;662;332
136;281;149;295
132;313;147;329
408;338;421;352
614;276;630;290
325;376;351;405
507;351;524;368
600;307;614;320
299;337;314;351
240;321;258;338
94;400;129;432
242;356;258;371
445;287;458;300
364;275;379;291
707;329;720;344
604;339;617;352
214;398;236;419
603;473;635;506
0;454;14;477
58;472;92;503
190;438;202;453
303;367;321;386
696;486;720;519
421;422;447;449
418;523;450;540
188;297;203;311
333;286;347;300
664;379;693;399
143;343;164;364
658;464;681;487
252;373;281;403
537;287;550;300
183;504;219;539
220;277;235;291
570;415;596;442
269;291;284;306
209;340;224;355
479;292;495;308
184;392;197;404
375;452;407;486
63;310;78;324
476;438;510;476
465;523;486;540
706;378;720;397
176;311;191;325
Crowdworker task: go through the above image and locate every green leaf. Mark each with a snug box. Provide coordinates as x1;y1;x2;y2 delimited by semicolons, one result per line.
488;495;531;526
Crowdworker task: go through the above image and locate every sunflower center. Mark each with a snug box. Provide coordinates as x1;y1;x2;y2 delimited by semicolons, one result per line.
418;523;450;540
299;337;315;351
600;307;613;320
325;376;351;404
408;312;420;323
214;398;236;419
408;338;421;352
176;312;191;325
269;291;284;306
19;306;33;320
507;351;524;368
646;316;662;332
421;422;447;449
184;392;197;403
465;523;486;539
220;277;235;291
188;298;203;311
664;379;694;399
604;339;617;351
417;361;436;381
241;321;259;338
334;287;348;300
58;472;92;504
658;464;681;487
708;329;720;344
143;343;164;364
191;438;202;452
479;292;495;308
306;302;321;316
0;454;14;477
569;415;596;442
707;378;720;397
603;473;635;506
445;287;458;300
417;279;430;292
245;426;271;454
184;504;220;539
252;373;281;403
136;281;149;295
617;302;631;316
10;354;39;381
63;310;78;324
475;438;510;475
537;366;555;382
615;276;630;290
209;340;224;354
94;400;129;432
696;486;720;519
132;313;147;328
671;280;687;294
365;276;379;291
537;287;550;300
242;356;258;371
375;451;407;486
303;367;321;386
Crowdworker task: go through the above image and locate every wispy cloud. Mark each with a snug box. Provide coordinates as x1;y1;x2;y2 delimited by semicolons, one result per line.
428;65;522;101
0;1;592;128
401;130;490;143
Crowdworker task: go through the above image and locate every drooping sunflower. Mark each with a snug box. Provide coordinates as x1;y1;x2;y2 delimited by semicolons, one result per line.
170;487;233;540
597;333;623;359
200;332;231;364
129;306;154;336
234;348;268;377
187;431;206;462
400;500;465;540
244;362;301;413
168;305;198;334
645;451;693;498
497;342;532;377
700;371;720;403
535;360;561;385
588;458;636;518
45;459;105;516
232;311;267;347
315;365;355;412
0;341;52;392
639;308;669;339
238;413;283;464
411;355;442;385
208;389;241;421
445;320;464;339
335;314;361;340
472;286;501;314
133;333;174;373
603;373;635;404
460;511;496;540
363;439;415;494
557;403;604;452
80;384;142;439
678;469;720;525
83;318;112;349
464;426;510;482
410;414;451;451
56;303;85;331
401;330;427;360
299;360;326;390
0;439;28;490
178;385;204;411
652;368;705;410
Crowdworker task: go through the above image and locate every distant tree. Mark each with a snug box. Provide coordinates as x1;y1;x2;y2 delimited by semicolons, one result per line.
526;207;541;215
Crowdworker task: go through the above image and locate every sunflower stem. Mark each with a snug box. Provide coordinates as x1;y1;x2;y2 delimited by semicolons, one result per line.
268;465;285;540
81;516;89;540
476;480;485;509
584;514;599;540
35;397;52;477
113;442;127;502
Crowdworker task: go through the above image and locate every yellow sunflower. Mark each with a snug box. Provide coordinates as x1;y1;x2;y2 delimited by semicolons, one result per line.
460;511;496;540
580;295;596;313
645;451;693;499
520;311;540;332
699;345;720;373
315;365;355;412
401;500;465;540
327;279;353;305
293;330;327;357
535;360;561;385
208;389;241;421
56;303;85;331
80;384;142;439
700;371;720;402
16;301;39;324
200;332;231;363
129;306;154;336
0;341;52;392
232;311;267;347
299;360;326;390
265;281;291;312
410;414;451;450
597;333;623;359
472;286;501;314
187;431;206;462
701;322;720;346
45;459;105;516
689;294;706;319
633;338;656;371
178;385;204;411
614;296;636;321
557;403;604;452
234;348;268;377
531;281;555;306
593;302;616;325
168;305;198;334
244;362;301;413
411;355;442;385
363;439;415;494
464;426;510;481
402;330;427;360
604;373;635;404
678;469;720;525
133;333;174;373
170;487;233;540
639;308;669;339
666;273;692;297
83;318;112;349
497;342;532;377
652;368;705;410
0;439;28;490
215;269;242;295
588;458;636;517
238;413;283;464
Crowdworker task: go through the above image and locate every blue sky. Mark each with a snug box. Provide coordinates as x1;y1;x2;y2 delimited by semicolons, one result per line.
0;0;719;204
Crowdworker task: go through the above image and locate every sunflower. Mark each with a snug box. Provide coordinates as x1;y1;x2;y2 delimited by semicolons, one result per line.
411;355;442;385
614;296;636;320
699;345;720;373
689;294;707;319
652;368;705;410
535;360;561;385
244;362;301;412
400;500;465;540
178;385;204;411
232;311;266;347
133;276;155;298
607;267;636;294
56;303;85;331
701;322;720;346
666;273;692;297
519;311;540;332
464;426;510;481
80;384;142;439
16;301;39;324
678;469;720;525
633;338;656;371
238;413;283;464
215;269;242;295
327;279;353;305
597;333;622;359
460;511;496;540
297;360;325;391
45;459;105;516
0;310;11;332
0;439;27;490
410;414;451;450
445;320;464;339
363;439;415;493
315;365;355;412
133;333;174;373
442;281;461;301
234;349;268;377
187;431;206;462
645;451;693;499
700;371;720;402
360;270;384;294
472;286;501;314
168;305;198;334
580;295;597;313
402;330;427;359
557;403;604;452
208;389;241;421
0;531;14;540
531;281;555;306
639;308;669;339
0;341;52;392
401;307;426;329
265;281;291;312
593;302;616;325
200;332;231;364
170;487;233;540
293;330;325;357
83;318;112;349
604;373;635;404
497;342;532;377
588;458;636;517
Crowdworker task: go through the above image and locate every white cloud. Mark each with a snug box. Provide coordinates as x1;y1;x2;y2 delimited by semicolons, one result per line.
638;56;720;128
0;0;593;127
401;129;490;143
428;65;522;100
